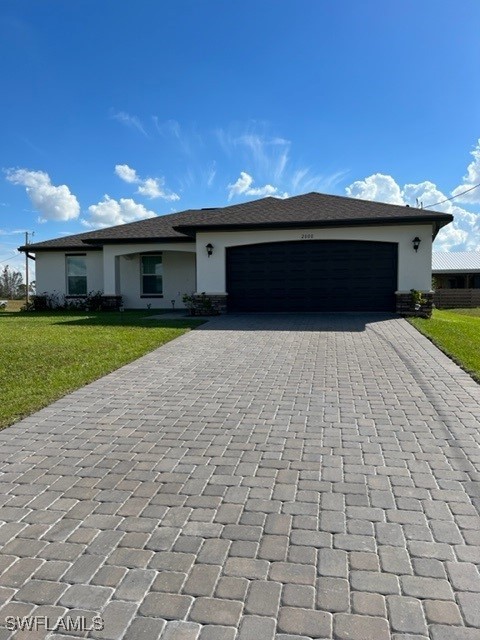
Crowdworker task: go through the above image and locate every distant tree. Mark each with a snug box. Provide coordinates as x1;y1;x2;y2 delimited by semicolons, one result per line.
17;280;36;298
0;265;23;299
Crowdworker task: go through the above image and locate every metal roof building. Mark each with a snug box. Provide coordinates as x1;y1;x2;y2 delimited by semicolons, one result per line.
432;251;480;273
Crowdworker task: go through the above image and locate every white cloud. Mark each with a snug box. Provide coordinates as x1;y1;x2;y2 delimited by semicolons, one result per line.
137;178;164;199
206;162;216;188
114;164;179;201
114;164;138;184
227;171;278;200
451;138;480;204
345;171;480;252
111;110;147;136
433;224;469;252
236;134;290;183
5;168;80;222
346;173;404;205
83;195;157;229
216;126;290;184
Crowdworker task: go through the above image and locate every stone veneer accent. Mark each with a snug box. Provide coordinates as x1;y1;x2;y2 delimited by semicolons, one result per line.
193;293;228;314
396;291;433;318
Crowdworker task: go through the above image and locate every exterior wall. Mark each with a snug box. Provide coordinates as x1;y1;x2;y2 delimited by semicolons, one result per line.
35;251;103;296
195;224;435;295
102;242;195;296
433;272;480;289
34;243;196;309
119;250;196;309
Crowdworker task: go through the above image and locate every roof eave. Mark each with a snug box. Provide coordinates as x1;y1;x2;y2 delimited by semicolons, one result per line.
18;244;103;253
174;215;454;236
18;235;194;251
82;236;192;245
432;268;480;274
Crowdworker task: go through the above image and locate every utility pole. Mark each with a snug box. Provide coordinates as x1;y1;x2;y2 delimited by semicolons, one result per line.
25;232;33;306
25;232;29;306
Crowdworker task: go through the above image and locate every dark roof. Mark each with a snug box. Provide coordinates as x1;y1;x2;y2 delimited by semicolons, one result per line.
20;192;453;251
19;210;197;251
173;192;452;234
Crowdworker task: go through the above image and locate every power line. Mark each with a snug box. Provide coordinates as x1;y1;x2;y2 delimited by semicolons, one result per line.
0;252;21;265
423;181;480;209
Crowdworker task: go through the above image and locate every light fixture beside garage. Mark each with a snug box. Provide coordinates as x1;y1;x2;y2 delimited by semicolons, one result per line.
206;243;214;257
412;237;421;252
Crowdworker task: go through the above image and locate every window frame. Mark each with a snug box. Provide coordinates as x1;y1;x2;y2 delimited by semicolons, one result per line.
140;253;164;298
65;253;88;297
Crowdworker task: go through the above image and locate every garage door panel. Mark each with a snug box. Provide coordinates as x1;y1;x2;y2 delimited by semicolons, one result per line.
227;240;398;312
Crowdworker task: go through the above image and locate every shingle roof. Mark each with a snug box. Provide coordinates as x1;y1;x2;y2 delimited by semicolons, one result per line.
20;210;197;250
173;192;452;232
432;251;480;272
20;192;453;251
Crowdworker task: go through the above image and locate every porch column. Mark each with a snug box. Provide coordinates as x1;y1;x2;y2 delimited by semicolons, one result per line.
103;248;119;295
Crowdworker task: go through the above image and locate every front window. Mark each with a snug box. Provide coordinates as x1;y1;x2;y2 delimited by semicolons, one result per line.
141;254;163;295
66;255;87;295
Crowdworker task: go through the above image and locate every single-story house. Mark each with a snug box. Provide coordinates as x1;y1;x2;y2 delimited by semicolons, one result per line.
19;192;452;314
432;251;480;289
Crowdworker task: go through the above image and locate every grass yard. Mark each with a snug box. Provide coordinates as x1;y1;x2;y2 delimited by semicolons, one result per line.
409;308;480;383
0;310;203;428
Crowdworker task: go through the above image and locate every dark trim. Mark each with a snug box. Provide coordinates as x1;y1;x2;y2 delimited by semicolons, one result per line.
173;215;453;236
27;253;35;261
140;295;164;299
433;269;480;274
18;237;193;252
65;252;87;256
18;245;102;252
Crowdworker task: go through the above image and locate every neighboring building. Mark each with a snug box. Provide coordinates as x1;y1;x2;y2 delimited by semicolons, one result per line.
432;251;480;289
19;192;452;314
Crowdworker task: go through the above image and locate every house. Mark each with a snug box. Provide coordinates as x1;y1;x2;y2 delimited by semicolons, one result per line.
19;192;452;315
432;251;480;309
432;251;480;289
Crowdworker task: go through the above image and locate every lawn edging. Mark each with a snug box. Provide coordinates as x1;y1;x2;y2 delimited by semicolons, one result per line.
0;311;204;429
408;309;480;384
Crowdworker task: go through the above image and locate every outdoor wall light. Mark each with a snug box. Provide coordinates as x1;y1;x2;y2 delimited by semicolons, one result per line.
412;237;421;252
206;243;214;257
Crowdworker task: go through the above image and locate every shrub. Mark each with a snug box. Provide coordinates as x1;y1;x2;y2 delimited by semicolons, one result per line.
25;291;113;312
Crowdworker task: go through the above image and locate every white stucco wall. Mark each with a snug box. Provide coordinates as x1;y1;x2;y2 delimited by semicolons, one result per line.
195;224;434;294
102;243;195;296
119;250;196;309
34;243;195;308
35;251;104;296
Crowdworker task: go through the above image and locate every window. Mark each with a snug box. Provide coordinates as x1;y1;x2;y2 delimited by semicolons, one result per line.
141;254;163;296
66;255;87;295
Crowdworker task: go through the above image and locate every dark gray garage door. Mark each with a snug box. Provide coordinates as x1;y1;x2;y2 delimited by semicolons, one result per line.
226;240;398;312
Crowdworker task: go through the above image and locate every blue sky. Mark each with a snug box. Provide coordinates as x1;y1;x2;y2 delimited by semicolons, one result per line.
1;0;480;277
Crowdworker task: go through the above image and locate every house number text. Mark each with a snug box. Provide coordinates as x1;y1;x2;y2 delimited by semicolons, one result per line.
301;233;314;239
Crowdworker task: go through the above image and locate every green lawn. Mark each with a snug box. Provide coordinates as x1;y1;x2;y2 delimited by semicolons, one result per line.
409;308;480;382
0;310;202;428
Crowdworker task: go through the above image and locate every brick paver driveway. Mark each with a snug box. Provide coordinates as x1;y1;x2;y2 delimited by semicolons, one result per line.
0;313;479;640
